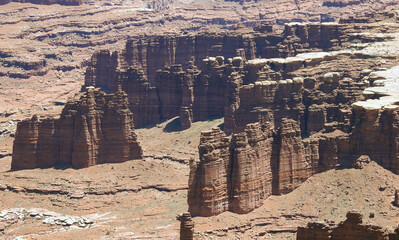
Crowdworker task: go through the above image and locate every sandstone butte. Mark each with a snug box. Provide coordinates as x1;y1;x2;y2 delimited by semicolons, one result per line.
11;88;143;169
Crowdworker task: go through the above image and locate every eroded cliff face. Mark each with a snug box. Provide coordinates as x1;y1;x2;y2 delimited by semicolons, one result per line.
229;122;274;213
82;19;391;130
186;60;399;216
86;21;349;87
12;88;142;170
188;119;349;216
350;105;399;173
188;127;230;217
272;119;313;195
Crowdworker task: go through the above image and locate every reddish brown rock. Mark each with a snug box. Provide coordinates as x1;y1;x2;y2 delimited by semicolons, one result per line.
84;50;119;91
394;189;399;207
12;88;143;170
116;67;161;127
350;105;399;173
306;104;326;135
122;33;257;83
230;122;274;213
297;211;395;240
323;0;361;7
189;118;352;216
272;118;313;195
297;222;332;240
188;127;230;217
230;77;305;134
12;116;57;169
180;212;194;240
179;62;198;130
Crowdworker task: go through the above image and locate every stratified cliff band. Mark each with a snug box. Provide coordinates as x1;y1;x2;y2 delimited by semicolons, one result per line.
12;88;143;170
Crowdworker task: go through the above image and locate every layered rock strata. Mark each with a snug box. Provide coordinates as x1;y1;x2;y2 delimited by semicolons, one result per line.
12;88;142;170
188;119;349;216
188;78;399;216
297;211;399;240
85;21;355;86
180;212;194;240
83;19;390;130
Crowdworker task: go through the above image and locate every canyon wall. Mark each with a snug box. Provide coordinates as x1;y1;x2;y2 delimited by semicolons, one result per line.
82;19;385;130
188;119;349;216
12;88;143;170
188;105;399;216
188;73;399;216
82;22;353;128
187;62;399;216
85;21;348;86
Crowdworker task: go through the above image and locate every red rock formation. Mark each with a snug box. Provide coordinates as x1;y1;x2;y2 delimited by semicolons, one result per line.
272;119;313;195
323;0;361;7
189;117;352;216
188;127;230;217
230;122;274;213
350;105;399;173
122;33;257;83
188;112;360;216
180;62;199;130
116;67;161;127
84;50;119;92
297;222;332;240
12;88;142;170
191;57;231;121
306;104;326;135
297;211;397;240
230;77;305;134
12;116;57;169
180;212;194;240
156;65;185;119
84;20;352;93
82;20;387;132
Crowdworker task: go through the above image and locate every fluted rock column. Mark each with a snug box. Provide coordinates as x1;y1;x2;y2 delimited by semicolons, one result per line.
188;127;230;216
229;122;273;213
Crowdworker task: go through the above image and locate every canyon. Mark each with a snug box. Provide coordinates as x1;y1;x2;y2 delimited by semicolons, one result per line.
1;0;399;239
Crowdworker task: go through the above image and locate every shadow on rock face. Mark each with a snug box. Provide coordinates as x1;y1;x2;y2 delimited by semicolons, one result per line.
163;117;181;133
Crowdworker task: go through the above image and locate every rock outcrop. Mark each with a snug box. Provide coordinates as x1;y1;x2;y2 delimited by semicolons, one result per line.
188;119;348;216
86;21;350;87
180;212;194;240
350;104;399;174
82;18;393;131
272;119;314;195
230;122;274;213
297;211;399;240
12;88;143;170
188;128;230;216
